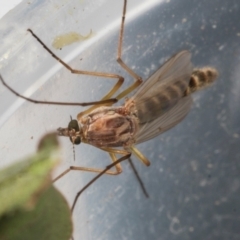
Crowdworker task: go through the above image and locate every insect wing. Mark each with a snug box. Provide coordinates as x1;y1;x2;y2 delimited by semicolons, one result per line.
135;95;192;144
132;50;193;103
131;50;193;144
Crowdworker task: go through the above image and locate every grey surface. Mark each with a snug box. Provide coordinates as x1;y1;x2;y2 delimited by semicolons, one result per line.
0;0;240;240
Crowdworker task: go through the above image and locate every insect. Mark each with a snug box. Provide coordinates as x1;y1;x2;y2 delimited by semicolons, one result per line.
0;0;218;213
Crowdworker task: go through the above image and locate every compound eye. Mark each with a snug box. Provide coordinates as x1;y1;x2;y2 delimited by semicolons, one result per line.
74;136;81;145
70;136;81;145
68;119;81;144
68;119;79;132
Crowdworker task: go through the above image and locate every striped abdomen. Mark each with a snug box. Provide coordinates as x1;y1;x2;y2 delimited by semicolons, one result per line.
135;79;189;124
185;67;218;95
132;67;218;124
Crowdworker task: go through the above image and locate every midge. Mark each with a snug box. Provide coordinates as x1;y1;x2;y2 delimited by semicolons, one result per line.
0;0;218;210
57;52;218;177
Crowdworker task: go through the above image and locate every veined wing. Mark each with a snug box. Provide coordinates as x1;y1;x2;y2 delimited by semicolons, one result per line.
128;51;193;124
135;95;192;144
133;50;192;102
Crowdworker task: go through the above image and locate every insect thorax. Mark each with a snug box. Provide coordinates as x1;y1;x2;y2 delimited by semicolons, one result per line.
80;106;138;148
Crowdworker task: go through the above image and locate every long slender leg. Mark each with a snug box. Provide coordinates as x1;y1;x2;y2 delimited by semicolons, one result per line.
128;158;149;198
53;148;130;182
71;153;131;212
0;73;116;107
71;147;150;212
77;0;143;118
115;0;143;100
130;146;151;166
1;2;145;109
1;27;126;107
28;29;125;99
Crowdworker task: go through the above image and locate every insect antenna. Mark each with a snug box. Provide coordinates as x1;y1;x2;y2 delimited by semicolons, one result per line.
72;144;76;161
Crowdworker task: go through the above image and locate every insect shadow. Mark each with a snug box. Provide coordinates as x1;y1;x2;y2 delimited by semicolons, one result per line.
0;0;218;214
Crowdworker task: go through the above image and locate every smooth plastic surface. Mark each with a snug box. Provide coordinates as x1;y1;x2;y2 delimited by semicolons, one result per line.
0;0;239;240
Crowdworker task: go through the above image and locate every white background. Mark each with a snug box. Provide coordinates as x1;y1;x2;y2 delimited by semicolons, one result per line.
0;0;22;19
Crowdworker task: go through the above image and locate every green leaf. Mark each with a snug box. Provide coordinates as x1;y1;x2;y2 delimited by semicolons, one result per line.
0;133;60;216
0;185;73;240
0;133;73;240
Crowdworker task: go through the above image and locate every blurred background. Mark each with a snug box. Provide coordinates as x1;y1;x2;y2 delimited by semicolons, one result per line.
0;0;239;239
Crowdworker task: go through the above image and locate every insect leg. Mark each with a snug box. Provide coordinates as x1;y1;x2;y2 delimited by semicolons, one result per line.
0;73;116;107
115;0;143;100
128;157;149;198
52;148;130;182
77;0;143;118
130;146;151;166
105;147;149;198
28;28;125;86
1;28;126;107
71;153;131;212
